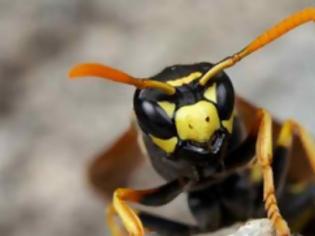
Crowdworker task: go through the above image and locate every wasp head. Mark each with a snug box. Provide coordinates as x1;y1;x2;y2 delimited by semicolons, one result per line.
133;63;235;166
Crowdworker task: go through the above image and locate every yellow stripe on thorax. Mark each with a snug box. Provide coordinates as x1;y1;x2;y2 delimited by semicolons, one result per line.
166;72;202;87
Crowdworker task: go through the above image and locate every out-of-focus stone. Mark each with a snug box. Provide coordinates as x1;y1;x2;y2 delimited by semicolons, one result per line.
148;219;274;236
229;219;275;236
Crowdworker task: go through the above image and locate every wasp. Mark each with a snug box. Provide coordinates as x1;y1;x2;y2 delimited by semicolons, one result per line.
69;7;315;236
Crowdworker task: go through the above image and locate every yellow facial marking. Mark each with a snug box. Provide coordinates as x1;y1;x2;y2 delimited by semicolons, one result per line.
166;72;202;87
150;136;178;154
158;101;176;118
222;112;234;133
175;101;220;143
203;84;217;102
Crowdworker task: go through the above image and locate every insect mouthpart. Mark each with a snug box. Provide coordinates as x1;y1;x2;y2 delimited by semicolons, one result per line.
209;130;227;154
188;130;227;155
188;141;209;149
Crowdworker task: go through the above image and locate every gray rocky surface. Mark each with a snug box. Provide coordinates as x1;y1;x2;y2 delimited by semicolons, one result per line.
147;219;274;236
0;1;315;236
228;219;275;236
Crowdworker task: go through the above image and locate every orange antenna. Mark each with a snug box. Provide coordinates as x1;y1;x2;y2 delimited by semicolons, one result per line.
69;63;176;95
200;7;315;85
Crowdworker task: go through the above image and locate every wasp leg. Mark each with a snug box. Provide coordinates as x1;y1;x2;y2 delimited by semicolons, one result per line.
273;120;315;234
108;179;189;236
252;109;291;236
273;119;315;190
138;211;198;236
107;203;127;236
286;121;315;174
107;205;196;236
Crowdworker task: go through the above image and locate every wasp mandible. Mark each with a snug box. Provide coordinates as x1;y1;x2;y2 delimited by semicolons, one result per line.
70;7;315;236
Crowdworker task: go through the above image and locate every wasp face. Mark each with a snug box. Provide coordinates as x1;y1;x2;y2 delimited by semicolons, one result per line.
134;63;235;165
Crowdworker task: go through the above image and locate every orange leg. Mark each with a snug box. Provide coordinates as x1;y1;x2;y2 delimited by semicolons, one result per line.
200;7;315;84
111;188;145;236
293;122;315;174
253;109;291;236
106;203;127;236
107;179;188;236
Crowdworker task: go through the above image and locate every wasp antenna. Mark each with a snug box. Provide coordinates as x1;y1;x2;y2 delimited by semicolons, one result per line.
200;7;315;85
69;63;176;95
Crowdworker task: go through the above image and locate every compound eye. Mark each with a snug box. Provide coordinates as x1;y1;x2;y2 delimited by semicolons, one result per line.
204;76;234;120
134;99;176;139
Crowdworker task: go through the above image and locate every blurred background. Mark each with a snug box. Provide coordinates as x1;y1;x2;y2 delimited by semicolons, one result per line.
0;0;315;236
